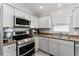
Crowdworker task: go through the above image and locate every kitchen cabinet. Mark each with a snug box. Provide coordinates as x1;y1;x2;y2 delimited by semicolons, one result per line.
73;8;79;28
31;16;38;28
3;43;16;56
34;37;39;52
39;16;51;28
59;40;74;56
23;12;31;21
15;9;24;18
49;39;74;56
49;39;60;56
39;37;49;52
15;9;31;21
3;4;14;27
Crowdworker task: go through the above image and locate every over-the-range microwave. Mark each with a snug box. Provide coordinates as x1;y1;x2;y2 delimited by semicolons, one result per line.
14;16;31;28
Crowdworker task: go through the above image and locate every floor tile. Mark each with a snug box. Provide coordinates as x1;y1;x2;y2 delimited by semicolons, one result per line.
35;50;49;56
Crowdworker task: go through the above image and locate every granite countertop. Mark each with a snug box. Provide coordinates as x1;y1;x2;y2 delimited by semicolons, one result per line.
3;32;79;46
3;40;16;46
37;32;79;42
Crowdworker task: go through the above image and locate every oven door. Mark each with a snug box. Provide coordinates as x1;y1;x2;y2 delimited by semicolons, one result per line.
18;41;35;56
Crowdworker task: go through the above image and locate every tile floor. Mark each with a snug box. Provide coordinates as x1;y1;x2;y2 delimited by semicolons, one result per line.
34;50;49;56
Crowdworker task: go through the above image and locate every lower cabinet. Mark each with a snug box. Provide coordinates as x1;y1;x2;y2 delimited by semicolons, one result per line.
3;43;16;56
39;37;74;56
34;37;39;52
39;37;49;53
49;39;60;56
49;39;74;56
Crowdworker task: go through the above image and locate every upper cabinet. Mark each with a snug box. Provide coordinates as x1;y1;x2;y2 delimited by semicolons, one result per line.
3;4;14;27
73;8;79;28
15;9;31;21
23;13;31;21
31;15;38;28
15;9;24;17
39;16;51;28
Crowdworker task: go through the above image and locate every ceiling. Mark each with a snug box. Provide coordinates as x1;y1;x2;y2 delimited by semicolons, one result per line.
24;3;77;17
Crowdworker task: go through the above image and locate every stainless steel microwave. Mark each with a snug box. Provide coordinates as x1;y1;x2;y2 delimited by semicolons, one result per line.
14;16;31;28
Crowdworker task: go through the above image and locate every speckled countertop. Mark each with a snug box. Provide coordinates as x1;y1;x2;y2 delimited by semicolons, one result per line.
3;40;16;46
37;32;79;42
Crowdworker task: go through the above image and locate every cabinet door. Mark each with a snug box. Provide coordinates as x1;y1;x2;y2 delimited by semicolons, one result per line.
31;16;38;28
24;13;31;21
59;40;74;56
15;9;24;17
73;8;79;28
49;39;60;56
3;43;16;56
10;44;16;56
39;16;51;28
3;4;14;27
39;37;49;52
35;37;39;52
3;46;10;56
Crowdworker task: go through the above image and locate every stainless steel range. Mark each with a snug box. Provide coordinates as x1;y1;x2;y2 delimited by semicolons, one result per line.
13;28;35;56
16;38;35;56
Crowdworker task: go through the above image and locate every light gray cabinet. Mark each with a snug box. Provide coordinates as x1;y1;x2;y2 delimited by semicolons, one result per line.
23;12;31;21
39;16;51;28
31;16;38;28
49;39;74;56
3;4;14;27
35;37;39;52
49;39;60;56
15;9;31;21
15;9;24;17
73;8;79;28
3;43;16;56
39;37;49;52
